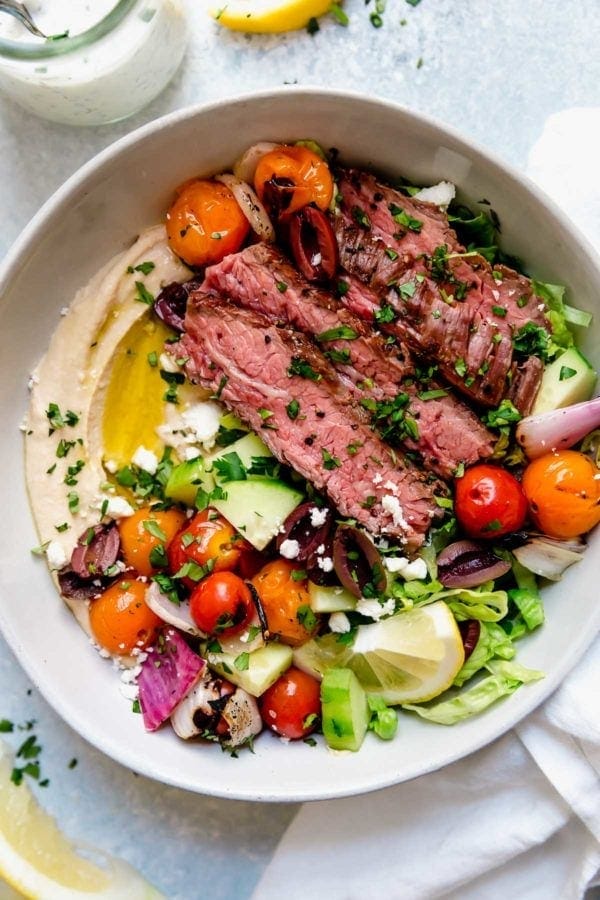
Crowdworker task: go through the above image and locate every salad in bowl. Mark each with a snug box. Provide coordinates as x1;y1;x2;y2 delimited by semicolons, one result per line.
25;137;600;758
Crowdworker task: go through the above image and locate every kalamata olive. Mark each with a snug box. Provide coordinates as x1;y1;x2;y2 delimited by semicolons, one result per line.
57;570;106;602
289;206;339;283
458;620;481;661
306;533;338;586
70;523;120;580
437;539;511;588
276;501;333;563
154;279;201;333
261;176;296;221
332;525;386;598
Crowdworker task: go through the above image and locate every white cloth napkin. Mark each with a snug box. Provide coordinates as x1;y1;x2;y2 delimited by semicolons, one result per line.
252;109;600;900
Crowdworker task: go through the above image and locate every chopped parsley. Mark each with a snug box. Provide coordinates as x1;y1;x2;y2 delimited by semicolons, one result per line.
286;399;300;420
134;281;155;305
362;392;420;444
388;203;423;233
147;351;158;367
234;652;250;671
212;451;247;483
321;448;342;470
297;605;318;630
559;366;577;381
128;260;155;276
512;323;551;361
491;305;507;317
325;348;351;364
45;402;79;434
287;357;322;382
276;281;288;293
330;3;349;26
351;206;371;229
417;389;448;401
454;358;468;379
316;325;359;342
374;303;396;324
143;519;167;541
336;280;350;297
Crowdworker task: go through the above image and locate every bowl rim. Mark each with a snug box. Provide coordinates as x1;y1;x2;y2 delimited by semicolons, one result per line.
1;86;600;801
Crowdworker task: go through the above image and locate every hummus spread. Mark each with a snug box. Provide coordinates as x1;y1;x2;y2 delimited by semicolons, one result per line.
25;225;191;633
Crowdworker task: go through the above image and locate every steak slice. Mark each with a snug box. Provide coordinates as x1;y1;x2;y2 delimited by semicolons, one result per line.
203;244;495;479
179;295;444;549
334;168;551;414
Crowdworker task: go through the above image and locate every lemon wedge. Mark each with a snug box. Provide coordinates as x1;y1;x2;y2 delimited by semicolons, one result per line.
293;601;465;704
210;0;332;33
0;739;162;900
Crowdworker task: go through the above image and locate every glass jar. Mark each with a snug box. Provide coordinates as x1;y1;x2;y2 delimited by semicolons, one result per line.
0;0;187;126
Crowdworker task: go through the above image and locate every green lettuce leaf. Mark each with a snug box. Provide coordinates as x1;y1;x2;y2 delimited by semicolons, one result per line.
532;280;592;359
453;622;515;687
403;659;544;725
508;560;545;631
419;583;508;622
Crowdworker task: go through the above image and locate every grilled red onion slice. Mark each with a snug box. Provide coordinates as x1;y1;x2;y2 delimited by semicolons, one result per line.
70;523;120;580
437;540;511;588
458;620;481;661
516;396;600;459
214;173;275;242
144;581;204;636
332;526;386;598
512;534;585;581
276;502;333;562
233;141;279;183
289;206;339;283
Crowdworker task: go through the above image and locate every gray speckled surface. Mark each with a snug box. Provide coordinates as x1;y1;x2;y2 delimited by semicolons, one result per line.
1;1;599;897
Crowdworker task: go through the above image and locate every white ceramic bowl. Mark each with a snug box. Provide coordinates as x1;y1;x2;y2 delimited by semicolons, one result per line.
1;88;599;802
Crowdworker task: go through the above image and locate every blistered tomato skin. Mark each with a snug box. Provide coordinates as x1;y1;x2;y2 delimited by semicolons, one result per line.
522;450;600;539
166;179;250;266
252;559;319;646
259;668;321;740
168;509;243;589
189;571;254;636
254;145;334;220
454;464;528;539
118;507;186;577
89;579;162;655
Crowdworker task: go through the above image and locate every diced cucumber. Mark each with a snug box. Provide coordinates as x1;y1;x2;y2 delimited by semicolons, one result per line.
165;457;214;506
309;582;357;614
206;432;273;472
213;477;304;551
219;411;248;435
532;347;597;415
320;668;369;752
206;642;293;697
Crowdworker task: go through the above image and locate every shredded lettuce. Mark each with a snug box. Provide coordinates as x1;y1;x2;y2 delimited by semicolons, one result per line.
532;280;592;359
453;622;515;688
508;560;545;631
403;660;544;725
417;583;508;622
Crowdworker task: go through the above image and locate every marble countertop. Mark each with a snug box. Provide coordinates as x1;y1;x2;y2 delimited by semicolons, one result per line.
1;1;599;896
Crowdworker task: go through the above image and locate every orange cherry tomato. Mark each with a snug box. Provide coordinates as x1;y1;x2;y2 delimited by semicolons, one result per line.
251;559;318;647
522;450;600;539
259;667;321;740
189;571;254;636
166;179;250;266
118;507;186;577
167;508;243;588
254;145;334;220
454;464;528;539
89;579;162;655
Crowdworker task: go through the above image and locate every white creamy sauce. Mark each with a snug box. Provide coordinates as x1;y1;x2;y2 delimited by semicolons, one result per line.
0;0;187;125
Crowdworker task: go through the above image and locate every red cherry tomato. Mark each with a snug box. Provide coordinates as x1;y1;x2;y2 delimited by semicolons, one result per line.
259;667;321;740
189;571;254;636
454;464;528;539
168;508;243;589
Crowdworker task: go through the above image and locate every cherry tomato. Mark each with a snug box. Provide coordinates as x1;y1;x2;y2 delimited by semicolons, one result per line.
168;509;243;589
89;579;161;655
454;464;528;539
166;179;250;266
252;559;319;647
522;450;600;539
254;145;334;220
118;507;186;577
259;667;321;740
189;571;254;636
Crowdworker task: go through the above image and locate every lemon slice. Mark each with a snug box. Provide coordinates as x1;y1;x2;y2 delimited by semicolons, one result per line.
210;0;332;33
0;739;162;899
293;601;465;704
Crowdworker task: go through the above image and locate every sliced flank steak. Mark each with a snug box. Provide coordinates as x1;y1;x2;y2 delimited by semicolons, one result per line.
333;168;550;414
202;243;495;479
179;295;444;549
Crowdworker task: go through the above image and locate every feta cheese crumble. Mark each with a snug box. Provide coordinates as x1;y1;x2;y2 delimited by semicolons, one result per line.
279;539;300;560
355;597;395;621
402;558;428;581
384;555;409;574
309;506;329;528
46;540;68;570
131;445;158;475
414;181;456;207
329;612;351;633
381;495;410;533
